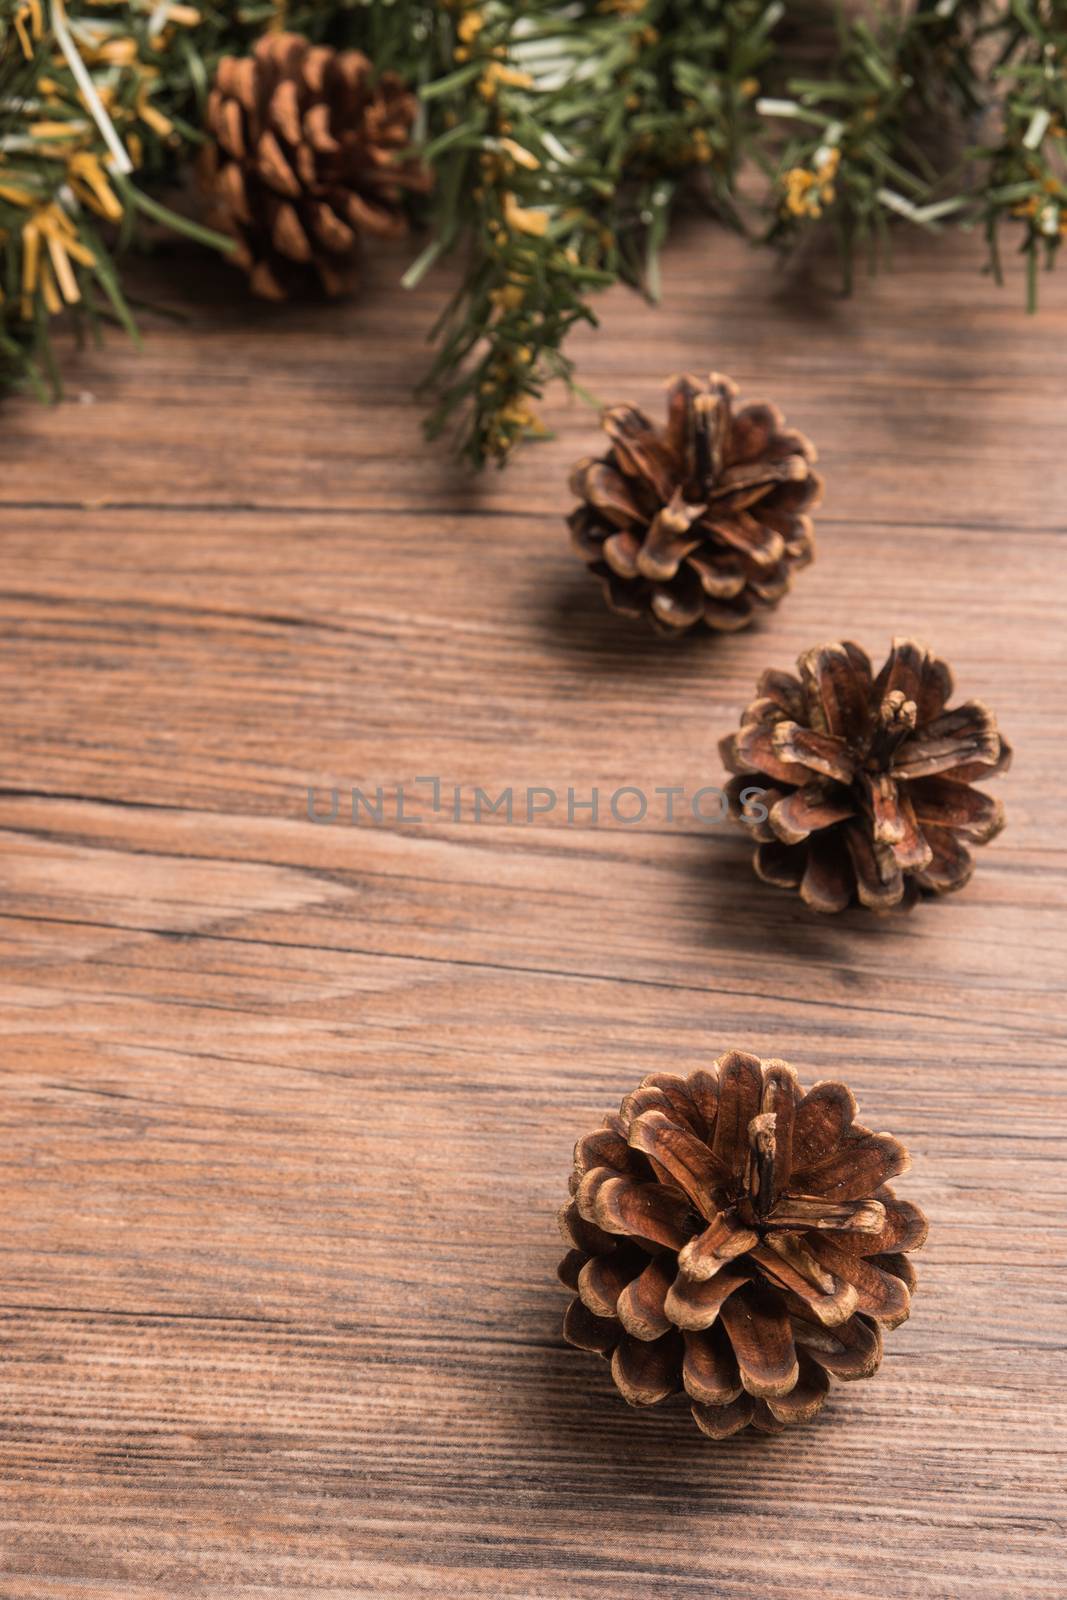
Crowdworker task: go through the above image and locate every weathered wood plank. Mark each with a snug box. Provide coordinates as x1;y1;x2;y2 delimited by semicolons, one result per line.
0;223;1064;1597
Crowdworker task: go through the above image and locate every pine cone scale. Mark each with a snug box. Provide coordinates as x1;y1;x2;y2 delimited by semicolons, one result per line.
599;531;641;580
563;1296;617;1355
767;1351;829;1422
569;460;638;527
693;1390;755;1439
270;79;301;145
719;1287;798;1398
710;1049;762;1174
214;94;245;160
663;1263;749;1332
256;129;301;197
683;1324;742;1405
577;1253;630;1318
825;1192;928;1256
272;202;311;262
678;1215;757;1280
702;512;782;565
628;1108;723;1211
219;162;252;226
612;1331;679;1406
617;1256;674;1341
800;641;868;734
909;777;1004;840
688;551;745;598
894;701;1001;777
775;723;854;783
793;1308;882;1380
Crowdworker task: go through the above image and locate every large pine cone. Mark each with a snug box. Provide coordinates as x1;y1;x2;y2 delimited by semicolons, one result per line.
720;638;1011;913
558;1052;926;1437
568;373;820;633
200;32;429;300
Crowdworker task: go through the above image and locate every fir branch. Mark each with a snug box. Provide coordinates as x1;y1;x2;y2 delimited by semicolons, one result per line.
974;0;1067;309
414;0;777;466
761;1;987;288
0;0;231;396
2;0;1065;458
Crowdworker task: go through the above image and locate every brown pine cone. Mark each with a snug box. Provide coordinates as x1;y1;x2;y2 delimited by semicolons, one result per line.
720;639;1011;913
558;1052;927;1437
200;32;429;300
568;372;820;633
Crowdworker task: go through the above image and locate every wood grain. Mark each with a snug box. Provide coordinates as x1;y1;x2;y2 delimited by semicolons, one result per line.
1;222;1065;1598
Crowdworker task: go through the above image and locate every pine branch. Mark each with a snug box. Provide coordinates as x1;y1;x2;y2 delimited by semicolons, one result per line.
759;1;987;288
973;0;1067;309
412;0;777;466
1;0;1064;457
0;0;233;397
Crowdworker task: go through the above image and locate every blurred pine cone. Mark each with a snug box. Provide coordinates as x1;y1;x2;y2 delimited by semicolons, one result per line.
558;1052;927;1437
200;32;429;300
568;372;820;633
720;639;1010;912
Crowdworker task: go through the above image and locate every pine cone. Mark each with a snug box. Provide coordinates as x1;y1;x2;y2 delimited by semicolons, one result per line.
558;1052;926;1437
720;639;1011;913
568;373;820;633
200;32;429;300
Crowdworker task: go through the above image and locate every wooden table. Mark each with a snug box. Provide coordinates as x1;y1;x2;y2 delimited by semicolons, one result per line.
2;224;1064;1599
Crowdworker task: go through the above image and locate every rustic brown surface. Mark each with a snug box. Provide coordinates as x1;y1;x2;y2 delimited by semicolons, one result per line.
1;224;1065;1598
